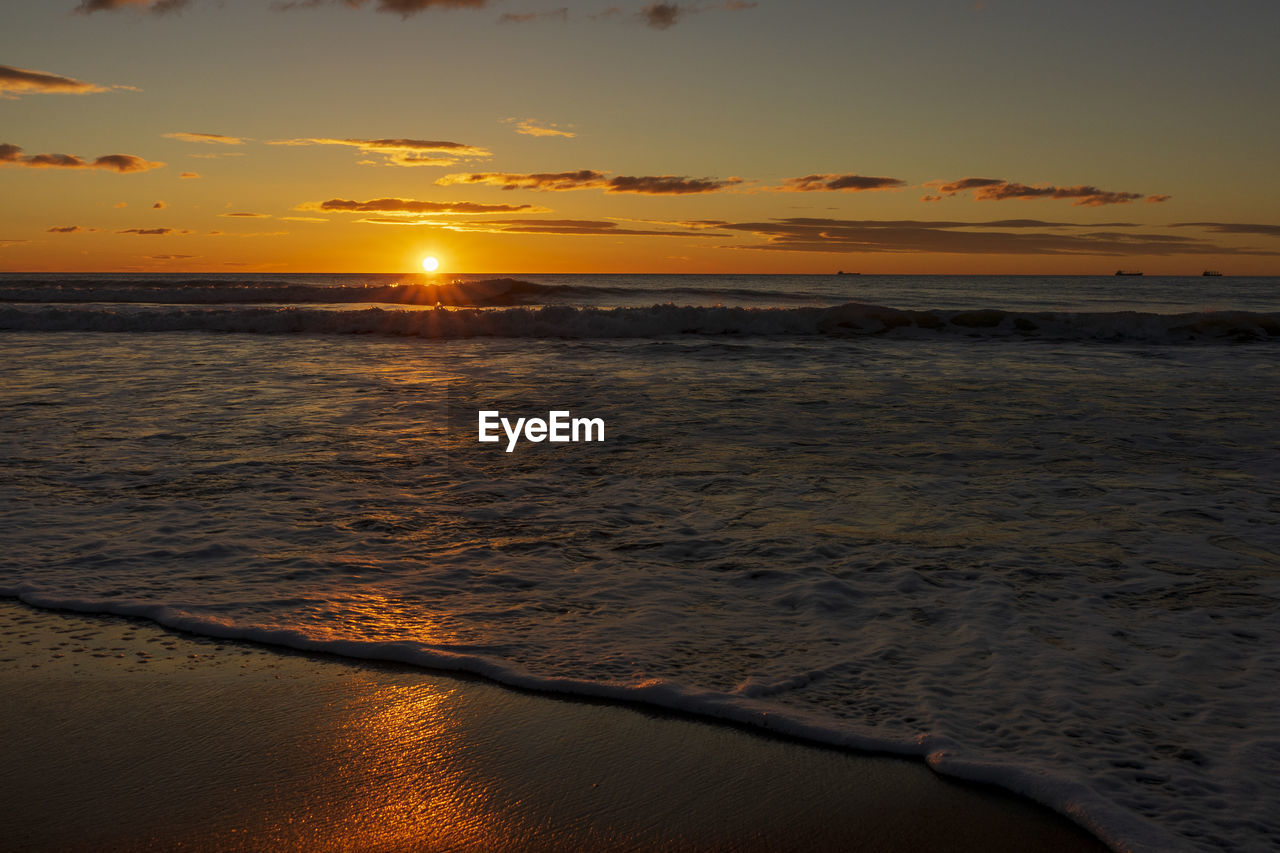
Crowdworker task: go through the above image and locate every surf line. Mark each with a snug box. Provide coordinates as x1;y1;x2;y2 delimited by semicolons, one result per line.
478;410;605;452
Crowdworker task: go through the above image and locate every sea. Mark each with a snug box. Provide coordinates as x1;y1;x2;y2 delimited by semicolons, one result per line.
2;273;1277;852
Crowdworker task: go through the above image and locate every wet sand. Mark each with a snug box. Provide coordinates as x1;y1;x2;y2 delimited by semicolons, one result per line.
0;599;1108;852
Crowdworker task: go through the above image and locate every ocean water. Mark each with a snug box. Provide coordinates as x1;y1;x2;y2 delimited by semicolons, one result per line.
2;273;1278;852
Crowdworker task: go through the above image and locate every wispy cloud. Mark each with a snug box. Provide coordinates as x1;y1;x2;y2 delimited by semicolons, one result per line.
610;216;731;230
79;0;755;25
923;177;1162;206
0;64;112;99
75;0;191;13
273;0;487;18
46;225;100;233
268;136;490;167
219;212;272;218
717;218;1278;256
117;227;192;235
638;1;755;29
430;218;727;236
640;2;679;28
1;143;163;173
778;174;906;193
498;7;567;23
148;253;198;260
609;175;741;194
437;169;741;194
163;131;247;145
180;171;201;179
438;169;606;190
308;197;547;214
505;117;576;138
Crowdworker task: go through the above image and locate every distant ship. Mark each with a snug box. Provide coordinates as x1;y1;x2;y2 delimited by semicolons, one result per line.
1202;270;1223;276
1115;270;1144;276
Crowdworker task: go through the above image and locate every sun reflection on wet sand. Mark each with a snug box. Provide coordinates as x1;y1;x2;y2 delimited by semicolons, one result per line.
296;681;513;851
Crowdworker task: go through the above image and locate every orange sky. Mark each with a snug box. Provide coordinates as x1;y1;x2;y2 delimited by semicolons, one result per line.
3;0;1279;274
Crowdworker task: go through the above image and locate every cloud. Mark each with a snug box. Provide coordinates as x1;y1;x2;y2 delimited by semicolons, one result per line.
438;169;607;190
499;8;567;23
180;171;201;179
281;216;329;222
640;2;679;28
269;136;490;167
163;131;247;145
118;227;181;235
309;197;546;214
355;218;452;226
434;218;727;236
611;216;731;230
46;225;99;233
0;143;164;173
83;0;754;24
715;217;1280;257
0;239;31;247
273;0;487;18
147;254;198;260
0;64;111;99
1170;222;1280;237
609;175;742;194
506;118;576;138
436;169;740;194
636;1;754;29
779;174;906;193
1145;195;1172;204
219;212;272;218
75;0;191;13
924;177;1157;206
153;201;167;209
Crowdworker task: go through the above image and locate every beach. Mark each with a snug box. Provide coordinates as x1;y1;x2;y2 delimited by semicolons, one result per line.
2;273;1278;851
6;1;1279;848
0;599;1106;852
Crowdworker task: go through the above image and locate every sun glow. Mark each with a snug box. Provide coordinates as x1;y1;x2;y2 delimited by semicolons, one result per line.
421;256;440;273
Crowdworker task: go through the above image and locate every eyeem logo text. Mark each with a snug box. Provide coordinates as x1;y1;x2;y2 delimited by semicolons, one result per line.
478;410;606;452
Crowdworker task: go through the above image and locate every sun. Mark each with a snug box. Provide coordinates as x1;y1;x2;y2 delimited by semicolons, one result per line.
421;256;440;273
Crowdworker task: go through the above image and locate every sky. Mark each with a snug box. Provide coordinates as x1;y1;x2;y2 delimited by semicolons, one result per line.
2;0;1279;274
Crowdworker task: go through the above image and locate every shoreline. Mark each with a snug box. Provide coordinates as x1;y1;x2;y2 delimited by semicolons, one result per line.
0;598;1108;852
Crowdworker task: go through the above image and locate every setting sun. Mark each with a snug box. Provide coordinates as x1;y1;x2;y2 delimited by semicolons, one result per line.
421;256;440;273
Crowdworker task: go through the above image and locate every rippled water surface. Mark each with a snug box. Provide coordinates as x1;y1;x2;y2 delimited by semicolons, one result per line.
3;275;1279;852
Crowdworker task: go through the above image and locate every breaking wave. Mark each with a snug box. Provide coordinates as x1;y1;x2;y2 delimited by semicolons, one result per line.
3;301;1278;343
0;276;832;307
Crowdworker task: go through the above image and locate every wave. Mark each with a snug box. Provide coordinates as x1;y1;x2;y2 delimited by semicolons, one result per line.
2;301;1278;343
2;588;1144;852
0;277;567;307
0;277;834;307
